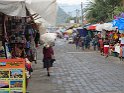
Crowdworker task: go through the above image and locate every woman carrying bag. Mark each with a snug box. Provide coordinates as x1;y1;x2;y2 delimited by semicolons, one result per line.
42;44;55;76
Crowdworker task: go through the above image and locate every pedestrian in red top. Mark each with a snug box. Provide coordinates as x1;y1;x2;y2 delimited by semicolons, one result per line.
43;44;55;76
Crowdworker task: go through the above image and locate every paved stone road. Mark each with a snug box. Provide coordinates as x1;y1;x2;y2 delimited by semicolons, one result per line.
27;39;124;93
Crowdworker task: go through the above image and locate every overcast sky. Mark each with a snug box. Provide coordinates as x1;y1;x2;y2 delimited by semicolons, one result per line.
57;0;91;16
57;0;90;5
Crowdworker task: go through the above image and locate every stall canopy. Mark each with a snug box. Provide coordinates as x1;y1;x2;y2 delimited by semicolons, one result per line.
0;0;57;26
87;24;96;30
96;24;103;31
103;23;116;31
65;29;73;35
95;23;116;31
113;18;124;30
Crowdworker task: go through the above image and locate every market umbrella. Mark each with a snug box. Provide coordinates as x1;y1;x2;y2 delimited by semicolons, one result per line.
96;24;103;31
88;25;96;30
40;33;57;45
65;29;73;35
112;18;124;30
103;23;116;31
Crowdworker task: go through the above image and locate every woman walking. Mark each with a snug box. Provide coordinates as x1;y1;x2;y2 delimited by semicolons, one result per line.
43;44;55;76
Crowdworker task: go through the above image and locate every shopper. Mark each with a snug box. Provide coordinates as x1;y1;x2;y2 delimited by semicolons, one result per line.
103;39;109;58
119;44;124;61
119;45;123;61
99;38;104;55
42;44;55;76
74;35;80;49
92;38;97;51
80;36;85;50
85;35;91;49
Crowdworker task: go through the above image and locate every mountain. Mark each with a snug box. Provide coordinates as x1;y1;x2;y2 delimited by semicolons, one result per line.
56;7;70;25
59;4;81;16
58;3;90;17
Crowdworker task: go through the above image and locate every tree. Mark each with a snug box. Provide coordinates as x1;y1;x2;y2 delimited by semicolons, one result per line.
85;0;123;23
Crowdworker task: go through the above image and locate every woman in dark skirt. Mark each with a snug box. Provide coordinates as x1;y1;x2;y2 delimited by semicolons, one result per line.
43;45;55;76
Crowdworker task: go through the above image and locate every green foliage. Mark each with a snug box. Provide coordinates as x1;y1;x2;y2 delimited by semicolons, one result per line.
85;0;123;23
114;6;124;15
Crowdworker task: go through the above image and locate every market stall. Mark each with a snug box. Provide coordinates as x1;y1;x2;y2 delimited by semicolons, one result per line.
0;13;37;93
0;0;57;92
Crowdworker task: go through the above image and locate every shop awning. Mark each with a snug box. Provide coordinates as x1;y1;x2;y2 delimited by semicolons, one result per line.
103;23;116;31
27;0;57;26
0;0;26;17
87;25;96;30
96;24;103;31
0;0;57;26
95;23;116;31
113;18;124;30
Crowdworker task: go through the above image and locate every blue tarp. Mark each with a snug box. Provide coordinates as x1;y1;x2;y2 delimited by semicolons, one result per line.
112;18;124;30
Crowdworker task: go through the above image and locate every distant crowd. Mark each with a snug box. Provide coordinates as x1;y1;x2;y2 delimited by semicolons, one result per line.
73;34;114;58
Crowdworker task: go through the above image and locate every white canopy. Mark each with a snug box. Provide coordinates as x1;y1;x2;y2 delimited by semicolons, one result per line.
96;24;104;31
103;23;116;31
27;0;57;26
96;23;117;31
0;0;57;25
0;0;26;17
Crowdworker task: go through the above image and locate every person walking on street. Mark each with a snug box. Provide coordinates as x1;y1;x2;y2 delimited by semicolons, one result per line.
42;44;55;76
119;45;123;61
74;35;80;49
119;44;124;61
85;35;91;49
92;38;97;51
93;35;99;51
81;36;85;50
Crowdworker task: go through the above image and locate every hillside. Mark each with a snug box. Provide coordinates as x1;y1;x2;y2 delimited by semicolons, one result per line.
56;7;70;25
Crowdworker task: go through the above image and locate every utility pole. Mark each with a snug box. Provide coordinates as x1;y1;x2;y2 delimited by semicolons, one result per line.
76;9;80;23
81;2;83;26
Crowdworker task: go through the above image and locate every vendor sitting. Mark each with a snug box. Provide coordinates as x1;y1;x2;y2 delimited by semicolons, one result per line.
112;41;120;57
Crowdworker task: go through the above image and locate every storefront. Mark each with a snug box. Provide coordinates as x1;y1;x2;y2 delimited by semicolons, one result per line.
0;1;57;92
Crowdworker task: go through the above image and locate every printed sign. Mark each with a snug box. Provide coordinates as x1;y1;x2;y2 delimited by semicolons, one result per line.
0;59;26;93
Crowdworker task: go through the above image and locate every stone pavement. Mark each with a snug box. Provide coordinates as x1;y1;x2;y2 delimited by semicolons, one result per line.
27;39;124;93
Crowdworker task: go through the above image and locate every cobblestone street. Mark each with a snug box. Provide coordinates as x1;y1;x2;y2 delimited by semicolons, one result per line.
27;39;124;93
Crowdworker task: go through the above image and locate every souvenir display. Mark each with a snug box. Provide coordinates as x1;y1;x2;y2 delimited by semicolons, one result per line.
0;59;26;93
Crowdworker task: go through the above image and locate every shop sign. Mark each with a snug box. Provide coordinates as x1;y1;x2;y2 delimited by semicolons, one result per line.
0;59;26;93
